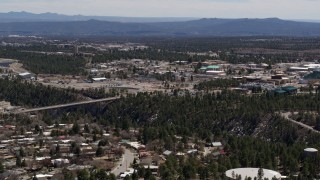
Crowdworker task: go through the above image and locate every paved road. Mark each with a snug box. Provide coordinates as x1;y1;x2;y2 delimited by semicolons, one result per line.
111;148;135;176
12;97;120;114
281;112;320;133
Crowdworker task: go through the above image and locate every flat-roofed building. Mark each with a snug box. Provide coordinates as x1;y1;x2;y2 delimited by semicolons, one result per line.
18;72;35;80
92;77;107;82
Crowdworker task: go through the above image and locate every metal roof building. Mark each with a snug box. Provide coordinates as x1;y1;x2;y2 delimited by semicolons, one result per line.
18;72;35;79
200;65;221;71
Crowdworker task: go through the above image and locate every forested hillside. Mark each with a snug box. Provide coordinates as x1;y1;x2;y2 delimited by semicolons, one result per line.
73;91;320;179
0;48;86;75
92;49;210;63
145;37;320;52
98;92;320;142
0;78;117;108
0;78;78;107
195;79;242;90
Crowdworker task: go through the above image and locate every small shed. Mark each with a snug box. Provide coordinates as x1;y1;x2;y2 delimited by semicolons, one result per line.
163;150;173;156
212;142;222;147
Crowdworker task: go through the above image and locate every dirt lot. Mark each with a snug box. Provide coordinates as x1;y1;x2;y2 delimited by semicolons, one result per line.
9;62;27;73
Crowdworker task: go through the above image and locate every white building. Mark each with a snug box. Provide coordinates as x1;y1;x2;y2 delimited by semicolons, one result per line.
18;72;35;80
92;77;107;82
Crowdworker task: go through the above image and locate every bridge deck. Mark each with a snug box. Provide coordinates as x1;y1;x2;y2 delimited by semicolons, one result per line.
12;96;120;114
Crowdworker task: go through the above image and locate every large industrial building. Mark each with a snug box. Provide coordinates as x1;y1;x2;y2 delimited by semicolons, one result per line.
200;65;221;72
199;65;225;76
289;63;320;72
300;70;320;84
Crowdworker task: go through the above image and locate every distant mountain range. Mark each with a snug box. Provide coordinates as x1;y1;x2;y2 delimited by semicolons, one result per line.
0;11;197;23
0;12;320;37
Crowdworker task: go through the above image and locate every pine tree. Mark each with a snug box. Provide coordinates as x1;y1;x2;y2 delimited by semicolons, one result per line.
257;167;264;180
96;147;104;157
72;122;80;134
77;169;90;180
0;162;4;173
16;156;22;167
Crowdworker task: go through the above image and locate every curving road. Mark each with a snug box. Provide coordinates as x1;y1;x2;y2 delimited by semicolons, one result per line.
281;112;320;133
12;96;120;114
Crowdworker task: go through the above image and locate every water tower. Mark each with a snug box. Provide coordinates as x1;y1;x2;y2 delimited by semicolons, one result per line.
304;148;318;158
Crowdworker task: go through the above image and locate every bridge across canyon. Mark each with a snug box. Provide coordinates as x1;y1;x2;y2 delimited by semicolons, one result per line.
12;97;120;114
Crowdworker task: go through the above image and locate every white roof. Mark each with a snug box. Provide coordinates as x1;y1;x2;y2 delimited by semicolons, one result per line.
303;64;320;68
244;76;262;79
176;152;185;156
187;149;198;154
128;142;145;149
163;150;172;155
304;148;318;152
290;67;309;71
1;140;14;143
36;156;51;161
144;165;159;169
120;169;135;178
92;77;107;81
206;70;225;74
19;72;31;76
120;173;129;178
61;140;73;143
212;142;222;147
226;168;281;180
36;174;53;178
52;158;69;163
127;168;135;173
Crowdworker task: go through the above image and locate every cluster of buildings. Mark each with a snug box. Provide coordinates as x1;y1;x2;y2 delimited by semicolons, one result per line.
287;63;320;84
118;139;226;179
0;122;126;179
38;57;320;96
57;42;148;53
4;37;319;97
0;115;230;180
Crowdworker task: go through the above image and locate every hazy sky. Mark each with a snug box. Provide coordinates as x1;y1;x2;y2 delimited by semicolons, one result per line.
0;0;320;19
